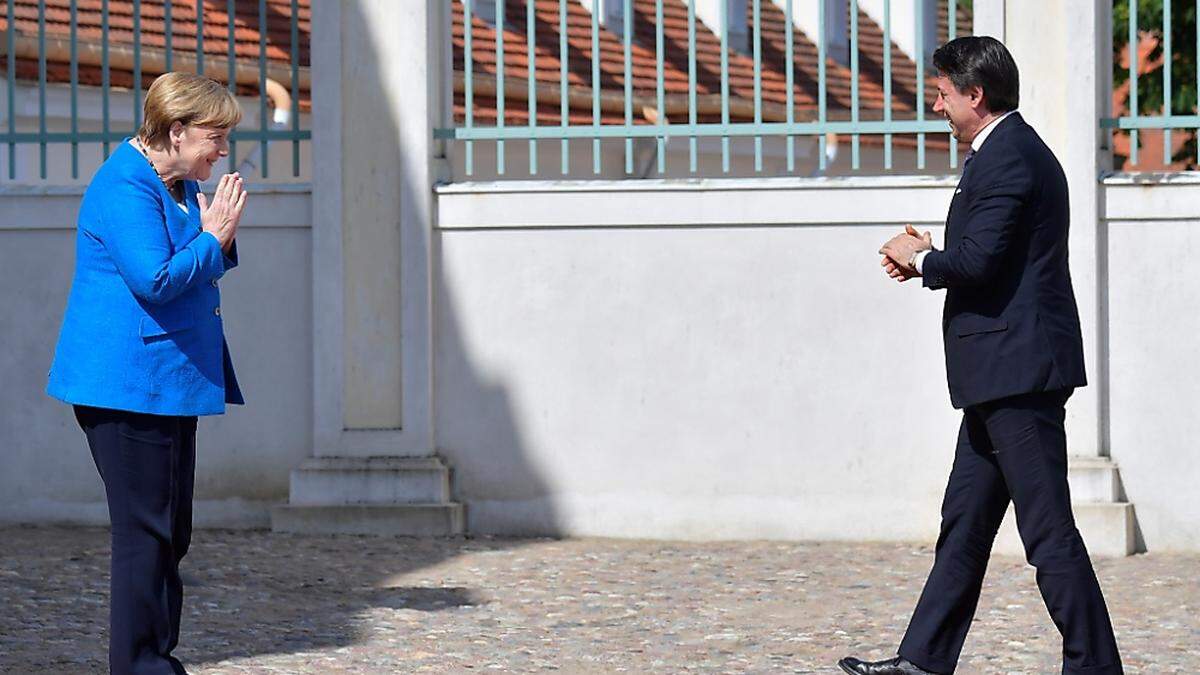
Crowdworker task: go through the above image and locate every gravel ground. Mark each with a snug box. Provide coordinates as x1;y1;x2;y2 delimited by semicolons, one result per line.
0;527;1195;674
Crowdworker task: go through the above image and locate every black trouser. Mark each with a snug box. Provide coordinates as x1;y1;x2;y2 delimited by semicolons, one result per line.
897;389;1122;675
75;405;197;675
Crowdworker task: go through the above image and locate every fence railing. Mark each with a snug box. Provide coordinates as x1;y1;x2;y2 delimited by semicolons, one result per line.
1;0;310;182
436;0;968;179
1102;0;1200;169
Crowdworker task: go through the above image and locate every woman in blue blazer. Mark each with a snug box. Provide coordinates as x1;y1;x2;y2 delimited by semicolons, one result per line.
47;72;248;675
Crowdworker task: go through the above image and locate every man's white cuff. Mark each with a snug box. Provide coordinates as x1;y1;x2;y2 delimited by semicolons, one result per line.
914;249;932;274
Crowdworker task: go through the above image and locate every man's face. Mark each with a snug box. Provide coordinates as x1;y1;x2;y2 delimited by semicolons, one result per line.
932;74;984;144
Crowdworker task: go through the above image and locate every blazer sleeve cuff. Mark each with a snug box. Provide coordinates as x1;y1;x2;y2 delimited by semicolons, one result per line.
223;239;239;271
189;231;227;281
921;250;947;289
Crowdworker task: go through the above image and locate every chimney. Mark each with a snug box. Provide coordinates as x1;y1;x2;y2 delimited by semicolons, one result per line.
858;0;939;67
687;0;750;54
466;0;499;26
777;0;850;67
579;0;627;36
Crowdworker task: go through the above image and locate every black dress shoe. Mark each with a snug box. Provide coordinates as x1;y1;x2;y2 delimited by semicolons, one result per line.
837;655;936;675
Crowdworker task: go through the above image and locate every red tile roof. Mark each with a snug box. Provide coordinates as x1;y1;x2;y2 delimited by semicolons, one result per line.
3;1;972;154
1;1;311;109
452;0;972;151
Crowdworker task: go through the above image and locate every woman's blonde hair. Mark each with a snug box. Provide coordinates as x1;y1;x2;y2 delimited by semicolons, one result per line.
138;72;242;149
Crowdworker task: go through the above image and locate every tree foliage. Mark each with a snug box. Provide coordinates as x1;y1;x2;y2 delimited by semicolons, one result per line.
1112;0;1199;166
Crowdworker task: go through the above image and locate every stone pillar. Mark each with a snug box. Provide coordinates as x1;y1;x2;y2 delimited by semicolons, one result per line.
1002;0;1111;459
273;0;462;535
984;0;1133;555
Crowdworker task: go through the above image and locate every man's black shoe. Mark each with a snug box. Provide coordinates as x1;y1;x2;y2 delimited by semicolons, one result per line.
837;655;936;675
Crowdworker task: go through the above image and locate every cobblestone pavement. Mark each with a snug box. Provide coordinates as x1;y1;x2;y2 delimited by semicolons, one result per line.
1;527;1196;674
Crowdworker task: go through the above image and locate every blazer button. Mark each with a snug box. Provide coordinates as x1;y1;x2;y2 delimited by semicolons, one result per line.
211;279;218;288
214;307;221;317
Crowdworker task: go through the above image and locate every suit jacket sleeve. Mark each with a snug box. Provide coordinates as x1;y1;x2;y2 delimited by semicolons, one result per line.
92;175;226;305
922;152;1032;289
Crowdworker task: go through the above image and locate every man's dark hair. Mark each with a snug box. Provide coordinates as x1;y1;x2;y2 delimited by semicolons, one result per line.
931;36;1020;113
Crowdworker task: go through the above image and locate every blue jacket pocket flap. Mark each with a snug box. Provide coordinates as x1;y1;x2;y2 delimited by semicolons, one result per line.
140;314;196;338
955;316;1008;337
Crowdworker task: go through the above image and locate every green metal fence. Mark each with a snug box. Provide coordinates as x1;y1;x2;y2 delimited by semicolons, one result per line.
436;0;964;178
1;0;310;181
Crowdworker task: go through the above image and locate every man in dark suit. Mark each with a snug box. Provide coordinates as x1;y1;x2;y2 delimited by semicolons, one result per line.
837;37;1123;675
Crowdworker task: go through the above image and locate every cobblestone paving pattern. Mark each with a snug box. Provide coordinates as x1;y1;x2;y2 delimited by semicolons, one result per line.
1;527;1195;673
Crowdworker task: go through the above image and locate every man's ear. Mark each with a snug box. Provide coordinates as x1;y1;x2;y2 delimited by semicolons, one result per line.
969;85;988;112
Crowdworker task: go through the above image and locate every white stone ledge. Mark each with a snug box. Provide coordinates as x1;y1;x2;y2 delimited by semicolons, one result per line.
1103;172;1200;222
436;175;960;230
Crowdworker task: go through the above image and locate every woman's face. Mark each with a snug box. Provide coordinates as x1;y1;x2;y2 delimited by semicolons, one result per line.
173;124;232;182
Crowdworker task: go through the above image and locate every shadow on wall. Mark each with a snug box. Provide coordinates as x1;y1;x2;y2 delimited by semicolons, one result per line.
0;0;561;669
185;0;559;666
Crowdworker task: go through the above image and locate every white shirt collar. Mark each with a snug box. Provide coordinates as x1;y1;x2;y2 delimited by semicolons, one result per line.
971;110;1016;152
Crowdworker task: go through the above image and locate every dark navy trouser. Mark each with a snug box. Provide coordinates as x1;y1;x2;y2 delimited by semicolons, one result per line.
898;389;1123;675
75;405;196;675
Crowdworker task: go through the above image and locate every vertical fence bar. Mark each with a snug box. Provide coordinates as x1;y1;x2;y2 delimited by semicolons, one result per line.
464;0;474;175
258;0;269;177
5;0;13;179
291;0;300;177
623;0;633;174
752;0;762;172
883;0;892;169
71;0;79;178
497;0;506;174
559;0;569;174
102;0;111;158
1163;0;1172;165
947;0;957;167
196;0;205;75
38;0;46;179
720;0;730;173
915;0;925;169
785;0;794;172
133;0;142;130
850;0;860;169
818;0;827;171
656;0;665;174
228;0;238;170
591;0;600;174
688;0;697;172
1128;0;1138;165
527;0;537;175
165;0;173;72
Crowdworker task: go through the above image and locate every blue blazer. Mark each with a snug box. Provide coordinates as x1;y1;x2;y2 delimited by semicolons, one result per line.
47;141;244;416
922;113;1086;409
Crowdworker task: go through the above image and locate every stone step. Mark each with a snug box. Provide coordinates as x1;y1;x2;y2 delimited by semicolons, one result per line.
287;457;451;506
1067;457;1123;503
271;503;465;537
995;502;1136;558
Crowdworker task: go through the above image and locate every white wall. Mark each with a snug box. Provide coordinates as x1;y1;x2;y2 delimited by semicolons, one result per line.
0;186;313;528
4;173;1198;551
1102;175;1200;551
433;177;967;541
431;174;1200;551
